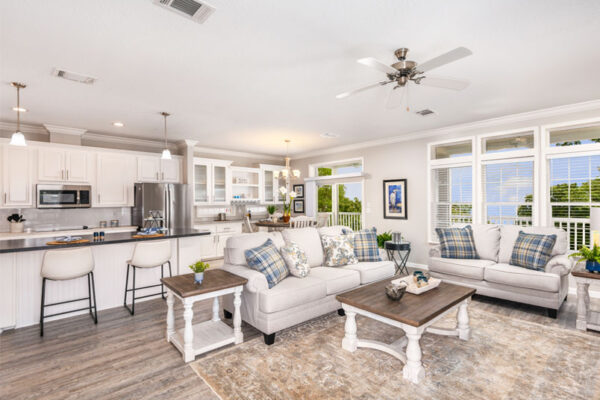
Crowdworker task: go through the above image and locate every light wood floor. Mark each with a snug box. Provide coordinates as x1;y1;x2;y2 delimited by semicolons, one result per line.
1;279;598;400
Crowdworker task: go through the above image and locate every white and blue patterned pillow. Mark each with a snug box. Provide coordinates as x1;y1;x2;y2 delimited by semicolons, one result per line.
321;234;358;267
280;241;310;278
348;227;381;262
245;239;289;288
510;231;556;271
435;225;479;259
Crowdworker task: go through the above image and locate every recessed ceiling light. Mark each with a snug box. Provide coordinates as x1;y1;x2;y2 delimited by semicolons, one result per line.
112;122;124;127
12;107;27;112
320;132;339;138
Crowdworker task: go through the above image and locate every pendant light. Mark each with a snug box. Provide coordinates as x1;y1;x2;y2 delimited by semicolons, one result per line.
273;140;300;179
10;82;27;146
160;112;172;160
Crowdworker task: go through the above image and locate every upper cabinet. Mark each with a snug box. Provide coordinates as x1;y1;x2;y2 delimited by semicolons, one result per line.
38;148;90;183
96;153;135;207
137;156;182;183
259;164;285;204
193;158;232;205
1;145;34;207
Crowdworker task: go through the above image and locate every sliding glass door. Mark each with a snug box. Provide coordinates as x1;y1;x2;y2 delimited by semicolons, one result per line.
317;181;362;230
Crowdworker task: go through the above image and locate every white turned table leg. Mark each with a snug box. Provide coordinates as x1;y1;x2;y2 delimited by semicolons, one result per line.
342;310;358;352
457;300;470;341
183;300;194;362
403;331;425;384
576;282;589;331
166;290;175;342
212;296;220;322
233;287;243;344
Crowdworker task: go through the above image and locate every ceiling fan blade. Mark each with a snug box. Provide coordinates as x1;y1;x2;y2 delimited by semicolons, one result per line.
336;80;391;99
419;76;470;91
385;85;405;109
416;47;472;73
357;57;398;75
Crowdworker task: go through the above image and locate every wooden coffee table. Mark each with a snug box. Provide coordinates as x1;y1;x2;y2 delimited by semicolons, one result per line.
336;279;475;384
572;266;600;332
161;270;247;362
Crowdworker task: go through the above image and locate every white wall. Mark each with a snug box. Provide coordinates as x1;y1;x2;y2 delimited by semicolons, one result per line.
291;102;600;265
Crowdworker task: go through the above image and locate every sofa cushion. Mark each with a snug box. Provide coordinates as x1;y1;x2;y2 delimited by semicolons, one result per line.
484;263;560;293
342;261;395;284
321;233;359;267
310;267;361;295
458;224;500;261
435;226;479;259
429;257;495;280
510;231;557;271
258;276;326;313
282;227;324;267
280;241;310;278
499;225;567;264
349;227;382;262
225;232;285;265
318;225;351;236
245;239;289;289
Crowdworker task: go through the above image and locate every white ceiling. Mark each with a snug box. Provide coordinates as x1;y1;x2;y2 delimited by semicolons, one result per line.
1;0;600;156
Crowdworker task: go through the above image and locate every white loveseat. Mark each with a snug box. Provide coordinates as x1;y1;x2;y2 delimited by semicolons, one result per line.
429;224;572;317
221;226;395;344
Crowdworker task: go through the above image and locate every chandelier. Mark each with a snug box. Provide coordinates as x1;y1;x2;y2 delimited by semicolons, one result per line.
274;140;300;179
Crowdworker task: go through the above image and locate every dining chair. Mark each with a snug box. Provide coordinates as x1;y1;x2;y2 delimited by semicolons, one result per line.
291;216;317;228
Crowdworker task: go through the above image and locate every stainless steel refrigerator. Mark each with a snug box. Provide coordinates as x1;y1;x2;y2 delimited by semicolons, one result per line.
132;183;191;229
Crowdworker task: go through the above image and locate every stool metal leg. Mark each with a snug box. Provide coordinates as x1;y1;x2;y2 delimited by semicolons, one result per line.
123;264;135;315
40;278;46;337
132;266;136;315
161;263;166;300
168;261;172;277
89;272;98;324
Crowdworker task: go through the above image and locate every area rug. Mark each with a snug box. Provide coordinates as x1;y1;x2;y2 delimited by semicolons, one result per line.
190;308;600;400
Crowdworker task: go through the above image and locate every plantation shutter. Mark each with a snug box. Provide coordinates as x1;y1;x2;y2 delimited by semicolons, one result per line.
431;166;472;240
483;161;533;225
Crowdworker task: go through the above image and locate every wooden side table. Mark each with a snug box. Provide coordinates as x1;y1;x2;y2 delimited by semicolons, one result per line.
161;270;248;362
572;266;600;332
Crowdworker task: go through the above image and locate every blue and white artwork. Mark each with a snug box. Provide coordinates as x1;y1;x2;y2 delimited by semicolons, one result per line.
383;179;407;219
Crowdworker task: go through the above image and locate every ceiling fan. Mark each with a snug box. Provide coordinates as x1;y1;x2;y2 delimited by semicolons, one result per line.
336;47;473;109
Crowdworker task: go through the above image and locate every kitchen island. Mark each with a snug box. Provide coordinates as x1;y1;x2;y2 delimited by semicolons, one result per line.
0;228;211;332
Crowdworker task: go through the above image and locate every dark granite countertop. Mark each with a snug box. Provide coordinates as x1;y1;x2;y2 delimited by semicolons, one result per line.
0;228;211;254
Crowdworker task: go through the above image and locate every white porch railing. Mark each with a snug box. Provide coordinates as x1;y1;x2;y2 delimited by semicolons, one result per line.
552;217;589;251
318;212;362;231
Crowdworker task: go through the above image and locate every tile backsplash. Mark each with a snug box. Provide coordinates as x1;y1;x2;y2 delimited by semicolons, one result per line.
0;208;132;233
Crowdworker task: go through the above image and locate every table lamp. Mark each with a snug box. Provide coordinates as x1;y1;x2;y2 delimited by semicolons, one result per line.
590;207;600;247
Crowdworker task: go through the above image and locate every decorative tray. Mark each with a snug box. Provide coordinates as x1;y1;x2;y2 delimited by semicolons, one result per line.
390;276;441;295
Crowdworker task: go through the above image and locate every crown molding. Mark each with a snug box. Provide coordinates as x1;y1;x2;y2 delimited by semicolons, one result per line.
293;99;600;160
83;132;178;151
193;145;283;161
43;124;87;136
0;121;48;135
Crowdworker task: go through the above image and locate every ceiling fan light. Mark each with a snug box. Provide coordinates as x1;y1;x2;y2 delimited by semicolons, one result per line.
161;148;172;160
10;131;27;146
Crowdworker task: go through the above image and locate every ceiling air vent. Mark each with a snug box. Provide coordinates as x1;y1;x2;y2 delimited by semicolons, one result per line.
154;0;216;24
416;109;435;117
52;68;97;85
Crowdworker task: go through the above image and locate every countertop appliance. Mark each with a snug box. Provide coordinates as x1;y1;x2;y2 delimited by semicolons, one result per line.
132;183;191;229
36;184;91;208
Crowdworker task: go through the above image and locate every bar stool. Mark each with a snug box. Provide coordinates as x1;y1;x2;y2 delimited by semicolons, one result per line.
123;240;172;315
40;247;98;337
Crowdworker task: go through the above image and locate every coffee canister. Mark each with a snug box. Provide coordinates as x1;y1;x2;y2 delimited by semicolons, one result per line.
392;231;402;243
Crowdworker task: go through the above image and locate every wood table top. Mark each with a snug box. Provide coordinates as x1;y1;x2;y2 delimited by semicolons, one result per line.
253;220;291;228
161;269;247;298
572;265;600;280
336;279;475;327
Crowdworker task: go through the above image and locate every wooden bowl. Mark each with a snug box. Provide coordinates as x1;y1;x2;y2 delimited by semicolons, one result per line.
385;283;407;301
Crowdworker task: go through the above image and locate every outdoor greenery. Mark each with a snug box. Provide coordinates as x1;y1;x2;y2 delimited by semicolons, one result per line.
317;167;362;213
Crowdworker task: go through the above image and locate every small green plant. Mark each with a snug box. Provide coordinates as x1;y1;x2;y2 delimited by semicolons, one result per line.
189;261;210;273
569;245;600;263
266;205;277;215
7;213;25;223
377;231;392;249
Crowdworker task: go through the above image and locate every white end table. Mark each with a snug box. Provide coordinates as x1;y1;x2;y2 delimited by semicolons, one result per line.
572;265;600;332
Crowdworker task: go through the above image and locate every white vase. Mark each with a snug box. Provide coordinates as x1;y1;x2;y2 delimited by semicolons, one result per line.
194;272;204;284
10;222;24;233
272;216;278;223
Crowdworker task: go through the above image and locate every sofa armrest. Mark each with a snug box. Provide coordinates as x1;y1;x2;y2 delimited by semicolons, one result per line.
429;244;441;258
220;263;268;293
544;254;572;276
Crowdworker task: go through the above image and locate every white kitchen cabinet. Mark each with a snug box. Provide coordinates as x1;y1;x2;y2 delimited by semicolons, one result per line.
193;222;242;259
259;164;285;204
37;148;90;183
0;253;16;332
193;158;232;205
2;145;33;207
137;156;181;183
96;153;135;207
161;158;181;183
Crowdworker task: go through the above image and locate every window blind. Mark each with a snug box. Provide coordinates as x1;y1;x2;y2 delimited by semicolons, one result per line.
431;166;472;240
483;161;533;225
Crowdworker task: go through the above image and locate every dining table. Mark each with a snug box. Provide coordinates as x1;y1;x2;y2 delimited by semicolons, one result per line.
253;220;291;232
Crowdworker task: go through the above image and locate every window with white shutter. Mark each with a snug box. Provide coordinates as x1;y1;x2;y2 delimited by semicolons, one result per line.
483;161;534;226
431;166;472;239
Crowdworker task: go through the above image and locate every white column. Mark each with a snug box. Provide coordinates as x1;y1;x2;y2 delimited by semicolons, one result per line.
183;299;194;362
341;309;357;352
212;296;220;322
457;300;470;341
576;281;589;331
166;290;175;342
233;287;243;344
403;331;425;384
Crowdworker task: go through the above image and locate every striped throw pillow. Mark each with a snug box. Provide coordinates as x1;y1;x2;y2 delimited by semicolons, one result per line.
245;239;289;288
351;228;381;262
435;225;479;259
510;231;556;271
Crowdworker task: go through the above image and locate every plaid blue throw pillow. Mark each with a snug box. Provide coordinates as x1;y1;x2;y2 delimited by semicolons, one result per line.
435;225;479;259
351;228;381;262
245;239;289;288
510;231;556;271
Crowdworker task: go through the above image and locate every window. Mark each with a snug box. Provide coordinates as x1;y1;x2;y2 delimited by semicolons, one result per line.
484;132;534;154
431;166;473;237
550;155;600;249
431;141;472;160
549;124;600;147
314;159;362;177
483;161;534;225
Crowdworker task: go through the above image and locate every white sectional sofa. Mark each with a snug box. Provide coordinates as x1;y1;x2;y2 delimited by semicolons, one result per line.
429;224;573;317
221;226;395;344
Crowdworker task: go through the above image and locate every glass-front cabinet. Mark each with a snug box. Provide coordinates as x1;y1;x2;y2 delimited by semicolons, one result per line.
193;158;232;205
259;164;285;204
194;164;209;203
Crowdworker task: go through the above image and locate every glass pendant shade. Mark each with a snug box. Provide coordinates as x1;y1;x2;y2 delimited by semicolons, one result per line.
292;169;301;178
10;131;27;146
161;148;172;160
10;82;27;147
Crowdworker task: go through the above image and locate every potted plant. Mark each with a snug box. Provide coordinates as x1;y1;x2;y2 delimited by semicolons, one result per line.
279;187;296;223
266;205;277;223
377;231;392;249
7;213;26;233
570;245;600;272
189;261;210;284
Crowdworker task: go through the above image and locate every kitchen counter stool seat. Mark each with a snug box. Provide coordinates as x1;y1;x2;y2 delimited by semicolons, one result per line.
124;240;172;315
40;247;98;336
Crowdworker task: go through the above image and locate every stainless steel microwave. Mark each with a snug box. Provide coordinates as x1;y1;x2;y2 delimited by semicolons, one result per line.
37;184;92;208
